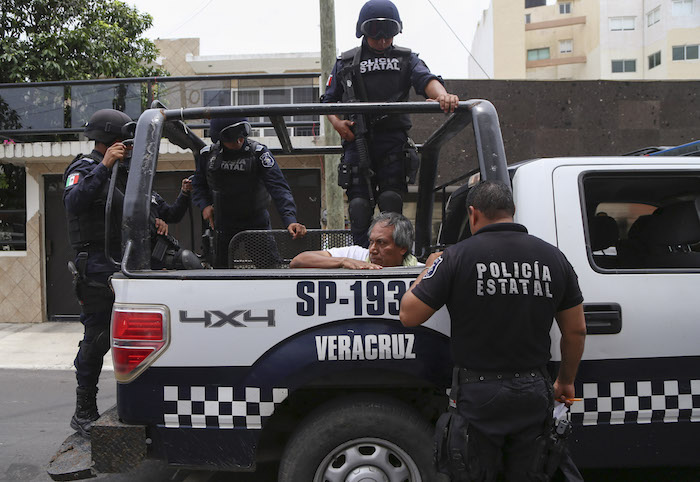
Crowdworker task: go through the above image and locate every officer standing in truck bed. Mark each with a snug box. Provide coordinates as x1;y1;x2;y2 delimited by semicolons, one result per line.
321;0;459;247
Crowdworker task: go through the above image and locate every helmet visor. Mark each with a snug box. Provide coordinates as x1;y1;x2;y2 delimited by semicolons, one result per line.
360;18;401;39
219;122;250;143
121;121;137;140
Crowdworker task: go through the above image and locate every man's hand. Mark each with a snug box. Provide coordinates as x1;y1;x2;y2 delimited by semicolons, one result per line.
102;142;127;169
340;258;382;270
428;93;460;114
287;222;307;240
154;218;168;235
181;177;192;194
425;251;443;267
553;379;576;408
328;115;356;142
203;205;215;229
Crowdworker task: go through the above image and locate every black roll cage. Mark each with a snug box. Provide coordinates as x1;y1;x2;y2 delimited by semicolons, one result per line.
121;99;509;273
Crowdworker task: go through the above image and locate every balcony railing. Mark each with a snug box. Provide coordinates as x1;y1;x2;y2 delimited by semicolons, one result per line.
0;72;321;143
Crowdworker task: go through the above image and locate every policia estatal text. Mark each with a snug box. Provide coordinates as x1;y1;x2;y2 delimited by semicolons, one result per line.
400;181;587;481
321;0;459;247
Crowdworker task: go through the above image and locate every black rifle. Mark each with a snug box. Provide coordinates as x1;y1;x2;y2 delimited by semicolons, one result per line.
340;67;375;205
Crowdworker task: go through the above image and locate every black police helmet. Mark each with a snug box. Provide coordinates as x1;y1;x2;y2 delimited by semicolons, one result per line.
356;0;402;39
84;109;135;145
209;117;251;144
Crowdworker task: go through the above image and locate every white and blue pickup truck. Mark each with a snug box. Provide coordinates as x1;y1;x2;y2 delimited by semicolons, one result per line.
50;100;700;481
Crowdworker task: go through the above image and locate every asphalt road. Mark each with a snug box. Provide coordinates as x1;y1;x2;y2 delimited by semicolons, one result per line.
1;369;699;482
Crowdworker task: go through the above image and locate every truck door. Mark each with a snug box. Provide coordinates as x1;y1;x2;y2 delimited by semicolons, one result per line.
551;163;700;468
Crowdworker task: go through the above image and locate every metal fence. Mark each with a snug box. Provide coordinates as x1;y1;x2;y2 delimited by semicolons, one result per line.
0;72;321;142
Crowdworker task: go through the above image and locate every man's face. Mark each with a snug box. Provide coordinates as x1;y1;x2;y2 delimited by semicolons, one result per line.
367;36;394;52
368;222;407;267
222;138;245;151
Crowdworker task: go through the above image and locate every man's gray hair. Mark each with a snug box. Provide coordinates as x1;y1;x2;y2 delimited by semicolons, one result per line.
368;212;414;258
466;181;515;219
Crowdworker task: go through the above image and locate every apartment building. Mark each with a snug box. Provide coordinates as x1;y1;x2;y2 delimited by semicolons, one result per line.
470;0;700;79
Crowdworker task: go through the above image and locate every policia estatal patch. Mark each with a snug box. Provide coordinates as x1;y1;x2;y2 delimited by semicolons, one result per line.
260;152;275;168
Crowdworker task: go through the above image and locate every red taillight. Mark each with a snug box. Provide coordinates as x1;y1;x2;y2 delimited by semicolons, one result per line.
112;305;169;382
113;311;163;340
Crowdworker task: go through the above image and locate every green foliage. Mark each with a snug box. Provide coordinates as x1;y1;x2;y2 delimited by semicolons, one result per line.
0;0;167;82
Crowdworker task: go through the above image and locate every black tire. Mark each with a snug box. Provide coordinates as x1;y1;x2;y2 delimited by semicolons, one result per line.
278;394;440;482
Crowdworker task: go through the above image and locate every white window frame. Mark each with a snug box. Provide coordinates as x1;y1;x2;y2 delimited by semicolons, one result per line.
672;44;700;61
610;16;636;31
647;6;661;26
527;47;551;61
559;39;573;53
559;2;572;14
611;59;637;73
648;50;661;69
233;86;320;137
672;0;694;16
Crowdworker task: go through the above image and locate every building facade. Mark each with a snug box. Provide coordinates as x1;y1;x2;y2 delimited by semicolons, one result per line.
470;0;700;80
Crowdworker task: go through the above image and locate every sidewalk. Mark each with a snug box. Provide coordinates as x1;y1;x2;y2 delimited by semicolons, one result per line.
0;322;113;370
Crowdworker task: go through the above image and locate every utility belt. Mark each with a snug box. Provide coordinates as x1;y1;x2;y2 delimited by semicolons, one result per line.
67;252;114;315
457;366;550;384
337;139;419;189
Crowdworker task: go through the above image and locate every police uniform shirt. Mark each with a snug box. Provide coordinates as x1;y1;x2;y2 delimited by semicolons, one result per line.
411;223;583;372
63;150;121;275
151;191;190;224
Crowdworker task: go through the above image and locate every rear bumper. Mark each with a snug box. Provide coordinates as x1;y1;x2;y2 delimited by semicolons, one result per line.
47;405;147;481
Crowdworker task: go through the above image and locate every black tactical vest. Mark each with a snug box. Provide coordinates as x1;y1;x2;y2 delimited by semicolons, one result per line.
204;140;271;223
338;44;413;131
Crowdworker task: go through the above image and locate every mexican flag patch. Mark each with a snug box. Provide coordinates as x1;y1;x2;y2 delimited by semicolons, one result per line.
65;173;80;188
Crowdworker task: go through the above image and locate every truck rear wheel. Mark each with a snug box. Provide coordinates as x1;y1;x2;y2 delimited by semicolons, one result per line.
278;395;438;482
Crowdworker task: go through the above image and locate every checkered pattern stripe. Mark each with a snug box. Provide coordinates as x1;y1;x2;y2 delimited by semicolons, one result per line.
163;386;289;429
570;379;700;425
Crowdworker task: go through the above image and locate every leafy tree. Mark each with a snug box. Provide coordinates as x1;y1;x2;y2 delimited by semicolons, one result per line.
0;0;166;83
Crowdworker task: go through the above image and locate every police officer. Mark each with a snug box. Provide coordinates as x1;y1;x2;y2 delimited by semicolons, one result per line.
62;108;136;437
322;0;460;247
400;181;586;480
191;117;306;268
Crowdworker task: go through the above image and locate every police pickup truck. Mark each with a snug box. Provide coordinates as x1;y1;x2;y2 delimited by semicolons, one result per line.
49;100;700;480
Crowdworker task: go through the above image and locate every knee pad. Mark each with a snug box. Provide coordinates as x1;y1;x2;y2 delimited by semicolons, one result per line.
82;324;111;360
348;197;373;232
377;190;403;214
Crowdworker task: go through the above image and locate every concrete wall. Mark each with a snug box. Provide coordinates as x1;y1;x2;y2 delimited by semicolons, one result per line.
409;79;700;186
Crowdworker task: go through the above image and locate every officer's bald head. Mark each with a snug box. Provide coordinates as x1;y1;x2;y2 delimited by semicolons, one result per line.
466;181;515;220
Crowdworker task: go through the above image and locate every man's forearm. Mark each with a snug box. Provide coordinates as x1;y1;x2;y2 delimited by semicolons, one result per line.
290;252;340;269
557;331;585;385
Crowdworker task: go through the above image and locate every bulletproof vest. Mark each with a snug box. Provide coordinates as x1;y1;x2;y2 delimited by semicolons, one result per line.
63;152;123;252
204;140;271;223
339;44;413;131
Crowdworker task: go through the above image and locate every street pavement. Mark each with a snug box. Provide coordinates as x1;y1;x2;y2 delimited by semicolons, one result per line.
1;322;699;481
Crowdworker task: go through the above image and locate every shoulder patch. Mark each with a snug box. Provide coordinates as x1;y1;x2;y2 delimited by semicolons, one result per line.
65;172;80;188
200;145;212;154
260;151;275;168
423;255;443;280
255;144;264;152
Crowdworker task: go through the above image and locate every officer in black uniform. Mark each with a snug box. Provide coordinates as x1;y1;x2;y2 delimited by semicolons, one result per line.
400;181;586;480
191;117;306;268
321;0;460;247
62;109;136;437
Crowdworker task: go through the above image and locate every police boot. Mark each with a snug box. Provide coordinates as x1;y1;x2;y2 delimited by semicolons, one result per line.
70;386;100;437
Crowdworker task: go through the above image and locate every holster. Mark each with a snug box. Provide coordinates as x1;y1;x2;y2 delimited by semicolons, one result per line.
434;367;474;481
403;137;420;184
529;381;575;481
68;253;114;314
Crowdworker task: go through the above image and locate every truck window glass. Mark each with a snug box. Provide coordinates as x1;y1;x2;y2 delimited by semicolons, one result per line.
582;171;700;270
